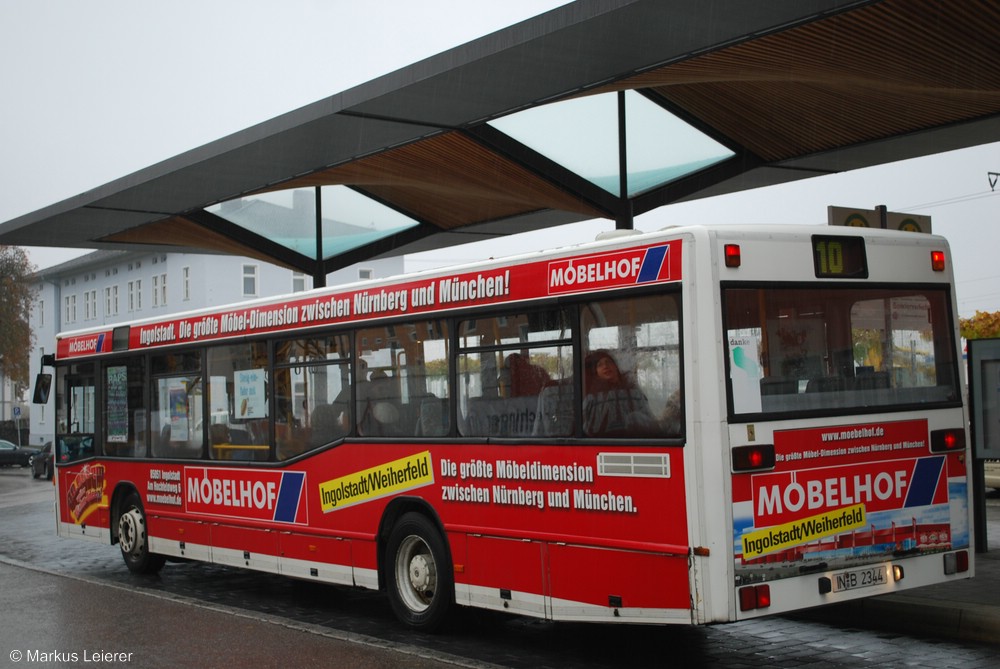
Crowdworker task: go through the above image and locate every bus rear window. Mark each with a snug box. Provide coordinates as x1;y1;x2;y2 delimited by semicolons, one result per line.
723;285;959;418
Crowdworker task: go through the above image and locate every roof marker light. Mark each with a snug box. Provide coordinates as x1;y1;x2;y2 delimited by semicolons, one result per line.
931;250;946;272
724;244;741;268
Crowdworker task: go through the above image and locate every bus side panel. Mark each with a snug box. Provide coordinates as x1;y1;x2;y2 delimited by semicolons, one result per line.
55;442;692;621
148;515;213;562
210;523;279;571
59;462;110;530
464;536;547;617
547;544;691;621
437;444;691;620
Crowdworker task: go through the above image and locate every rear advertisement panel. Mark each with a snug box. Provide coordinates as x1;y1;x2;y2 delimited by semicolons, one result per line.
733;419;969;582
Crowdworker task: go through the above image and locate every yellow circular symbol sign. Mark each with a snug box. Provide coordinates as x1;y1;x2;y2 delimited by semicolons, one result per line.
898;218;922;232
845;213;869;227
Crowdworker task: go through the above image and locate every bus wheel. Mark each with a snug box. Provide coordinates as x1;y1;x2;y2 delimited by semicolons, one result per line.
118;492;165;575
385;512;453;632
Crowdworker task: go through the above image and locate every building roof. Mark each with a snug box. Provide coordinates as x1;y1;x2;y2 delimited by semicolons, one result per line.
2;0;998;280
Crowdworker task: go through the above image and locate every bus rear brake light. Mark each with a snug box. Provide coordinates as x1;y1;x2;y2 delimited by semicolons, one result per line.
739;584;770;611
732;444;775;472
930;428;965;453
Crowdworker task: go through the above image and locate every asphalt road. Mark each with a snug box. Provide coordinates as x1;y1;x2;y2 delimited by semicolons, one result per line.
1;466;997;668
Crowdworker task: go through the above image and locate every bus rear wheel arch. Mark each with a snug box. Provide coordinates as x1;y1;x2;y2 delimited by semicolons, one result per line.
384;510;454;632
115;489;166;575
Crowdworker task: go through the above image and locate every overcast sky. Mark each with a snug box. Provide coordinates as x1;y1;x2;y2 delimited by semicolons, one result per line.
2;1;998;317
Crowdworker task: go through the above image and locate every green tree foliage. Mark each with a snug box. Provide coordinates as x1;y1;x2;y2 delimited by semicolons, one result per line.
959;311;1000;341
0;246;36;388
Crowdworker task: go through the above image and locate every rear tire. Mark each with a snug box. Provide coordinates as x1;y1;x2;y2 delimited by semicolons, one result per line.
385;512;454;632
118;491;165;575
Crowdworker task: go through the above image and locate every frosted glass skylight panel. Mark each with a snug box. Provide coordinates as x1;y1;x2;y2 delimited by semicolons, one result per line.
208;186;419;261
489;94;621;193
489;91;734;196
623;91;733;196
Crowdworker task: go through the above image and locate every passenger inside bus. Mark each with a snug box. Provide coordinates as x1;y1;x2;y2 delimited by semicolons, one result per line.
357;368;405;437
502;352;550;397
581;350;659;437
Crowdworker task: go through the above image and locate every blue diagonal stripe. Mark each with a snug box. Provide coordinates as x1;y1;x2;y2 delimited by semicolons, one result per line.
904;456;944;508
274;471;305;522
637;245;667;283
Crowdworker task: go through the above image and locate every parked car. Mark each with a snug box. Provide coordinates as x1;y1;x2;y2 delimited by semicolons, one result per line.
0;439;40;467
30;441;53;480
985;460;1000;492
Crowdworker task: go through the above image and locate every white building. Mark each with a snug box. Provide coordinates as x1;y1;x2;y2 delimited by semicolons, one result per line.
27;250;403;447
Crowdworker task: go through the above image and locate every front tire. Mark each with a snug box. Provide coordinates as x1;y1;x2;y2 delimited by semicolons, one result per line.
385;512;454;632
118;491;165;574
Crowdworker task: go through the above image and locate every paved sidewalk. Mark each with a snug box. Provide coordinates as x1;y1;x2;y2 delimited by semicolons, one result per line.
0;561;480;669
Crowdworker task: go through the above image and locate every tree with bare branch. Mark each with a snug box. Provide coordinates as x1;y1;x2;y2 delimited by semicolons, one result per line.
0;246;36;391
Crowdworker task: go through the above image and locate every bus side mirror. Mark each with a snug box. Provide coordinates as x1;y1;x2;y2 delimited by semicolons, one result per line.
33;373;52;404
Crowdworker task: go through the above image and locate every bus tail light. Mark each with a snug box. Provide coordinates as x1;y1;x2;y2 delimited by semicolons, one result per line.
931;250;946;272
930;428;965;453
724;244;741;268
732;444;775;472
739;584;770;611
943;550;969;575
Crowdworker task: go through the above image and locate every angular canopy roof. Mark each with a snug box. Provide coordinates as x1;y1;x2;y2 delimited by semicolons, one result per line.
2;0;999;284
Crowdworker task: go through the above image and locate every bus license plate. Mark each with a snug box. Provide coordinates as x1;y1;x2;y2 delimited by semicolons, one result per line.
833;566;887;592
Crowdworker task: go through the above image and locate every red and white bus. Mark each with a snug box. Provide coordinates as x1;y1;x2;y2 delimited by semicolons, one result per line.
44;223;973;630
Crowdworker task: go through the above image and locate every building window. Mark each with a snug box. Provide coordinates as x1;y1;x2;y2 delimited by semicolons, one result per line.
292;272;306;293
152;273;167;307
64;295;77;323
38;300;44;328
84;290;97;320
182;267;191;301
128;279;142;312
105;285;119;316
243;264;258;297
359;268;373;281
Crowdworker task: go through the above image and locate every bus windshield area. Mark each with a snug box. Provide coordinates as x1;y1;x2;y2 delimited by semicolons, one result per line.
723;284;960;418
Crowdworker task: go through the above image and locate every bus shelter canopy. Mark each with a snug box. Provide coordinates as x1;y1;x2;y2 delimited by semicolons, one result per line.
2;0;998;282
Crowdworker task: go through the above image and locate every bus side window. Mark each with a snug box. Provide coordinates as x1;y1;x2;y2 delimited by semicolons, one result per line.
581;293;682;439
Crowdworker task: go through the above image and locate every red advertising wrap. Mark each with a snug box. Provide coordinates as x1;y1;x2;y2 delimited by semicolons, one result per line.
733;419;969;578
56;240;681;359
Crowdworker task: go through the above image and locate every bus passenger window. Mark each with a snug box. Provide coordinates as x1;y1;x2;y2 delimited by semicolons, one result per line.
103;356;146;457
457;310;572;438
150;374;204;459
581;294;682;438
273;335;351;460
354;323;451;438
206;343;269;461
